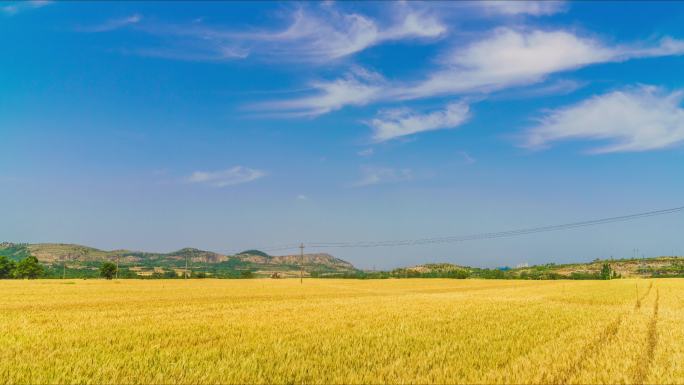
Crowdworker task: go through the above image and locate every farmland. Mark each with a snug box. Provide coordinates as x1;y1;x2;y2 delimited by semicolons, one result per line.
1;279;683;384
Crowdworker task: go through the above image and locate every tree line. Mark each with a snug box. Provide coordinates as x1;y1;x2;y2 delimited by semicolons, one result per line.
0;255;44;279
315;263;620;280
0;256;622;281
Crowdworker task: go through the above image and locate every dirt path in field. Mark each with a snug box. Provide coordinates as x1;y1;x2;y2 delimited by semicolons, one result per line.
632;288;659;384
635;281;653;310
549;313;625;384
552;282;658;384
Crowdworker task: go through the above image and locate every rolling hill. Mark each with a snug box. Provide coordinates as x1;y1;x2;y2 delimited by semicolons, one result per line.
4;241;683;280
398;256;684;279
0;242;359;278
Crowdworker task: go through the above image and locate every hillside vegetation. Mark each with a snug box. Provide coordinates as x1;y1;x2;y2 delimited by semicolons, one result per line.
390;257;684;280
0;242;358;278
3;241;683;280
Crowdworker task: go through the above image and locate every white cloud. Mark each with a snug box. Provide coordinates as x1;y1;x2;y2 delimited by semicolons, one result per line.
497;79;586;99
357;148;374;157
81;14;142;33
131;45;248;62
255;67;384;116
369;102;471;142
353;166;413;186
2;0;51;16
480;1;567;16
296;194;309;201
458;151;476;164
397;28;684;100
28;0;51;8
94;4;445;63
186;166;266;187
523;85;684;153
1;5;18;15
257;6;445;62
267;28;684;115
393;28;615;100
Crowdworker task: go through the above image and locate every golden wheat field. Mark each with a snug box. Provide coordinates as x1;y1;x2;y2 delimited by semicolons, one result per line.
1;278;683;384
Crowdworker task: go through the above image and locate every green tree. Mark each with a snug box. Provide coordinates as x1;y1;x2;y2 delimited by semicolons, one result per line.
14;256;44;279
0;255;15;278
100;262;117;280
163;270;178;279
600;263;613;280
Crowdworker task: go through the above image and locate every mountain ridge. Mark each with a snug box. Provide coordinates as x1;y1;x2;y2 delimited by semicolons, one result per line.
0;242;358;277
397;256;684;279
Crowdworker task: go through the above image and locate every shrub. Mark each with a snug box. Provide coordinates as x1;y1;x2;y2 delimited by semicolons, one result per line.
0;256;15;279
100;262;117;280
14;256;44;279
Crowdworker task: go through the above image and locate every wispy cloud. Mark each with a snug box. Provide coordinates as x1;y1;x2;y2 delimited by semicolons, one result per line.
80;14;142;33
392;28;684;100
264;29;684;115
523;85;684;153
1;5;18;15
2;0;51;16
368;102;471;142
246;5;446;63
86;4;445;63
131;44;248;62
357;148;374;157
480;1;567;16
458;151;476;164
255;67;384;117
186;166;266;187
353;166;414;186
493;79;586;100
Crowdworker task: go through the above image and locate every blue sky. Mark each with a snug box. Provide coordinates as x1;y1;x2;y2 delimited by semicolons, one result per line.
2;1;684;269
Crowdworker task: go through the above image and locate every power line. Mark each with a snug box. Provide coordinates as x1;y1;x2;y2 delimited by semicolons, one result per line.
241;205;684;252
254;205;684;250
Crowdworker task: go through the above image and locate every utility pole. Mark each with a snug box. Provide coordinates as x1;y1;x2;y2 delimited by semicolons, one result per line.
299;243;305;284
185;254;189;279
62;261;66;279
116;255;120;279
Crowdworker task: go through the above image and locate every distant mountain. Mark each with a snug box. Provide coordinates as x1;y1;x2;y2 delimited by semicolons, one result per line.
401;263;470;274
270;253;356;271
237;249;270;258
7;241;681;280
399;257;684;279
0;243;359;277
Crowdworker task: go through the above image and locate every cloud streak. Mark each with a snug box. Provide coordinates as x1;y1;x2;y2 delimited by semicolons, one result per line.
480;1;567;16
80;14;142;33
2;0;51;16
250;5;446;63
263;28;684;116
369;102;471;142
523;85;684;153
255;67;384;116
86;4;445;63
393;28;684;100
353;166;414;186
186;166;266;187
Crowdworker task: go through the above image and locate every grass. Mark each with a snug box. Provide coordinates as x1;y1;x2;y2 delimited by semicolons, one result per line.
1;279;683;384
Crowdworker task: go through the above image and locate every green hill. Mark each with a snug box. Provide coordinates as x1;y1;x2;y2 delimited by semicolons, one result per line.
5;241;682;280
0;242;359;278
399;256;684;279
237;249;270;258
